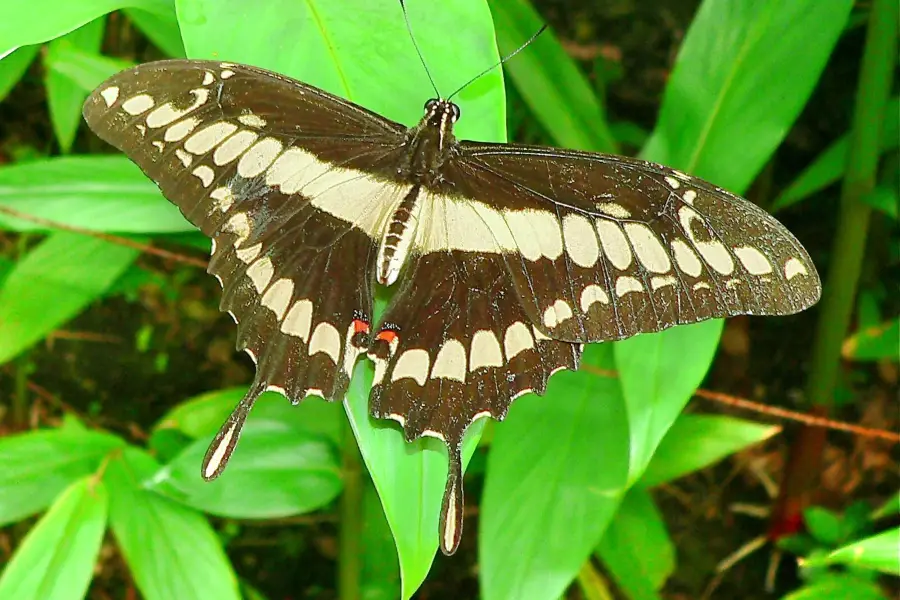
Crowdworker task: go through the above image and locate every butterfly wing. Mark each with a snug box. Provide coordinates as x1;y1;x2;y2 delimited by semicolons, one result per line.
434;142;822;343
83;60;410;477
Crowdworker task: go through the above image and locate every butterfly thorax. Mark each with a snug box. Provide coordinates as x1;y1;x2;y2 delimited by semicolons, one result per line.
376;99;461;286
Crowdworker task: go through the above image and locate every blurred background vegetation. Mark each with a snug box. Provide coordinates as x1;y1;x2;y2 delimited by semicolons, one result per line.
0;1;897;599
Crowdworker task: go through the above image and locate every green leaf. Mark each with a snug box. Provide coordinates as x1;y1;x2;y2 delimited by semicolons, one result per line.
361;482;401;600
480;345;630;600
614;319;724;484
782;574;887;600
105;447;240;600
0;426;123;526
772;97;899;212
125;6;186;58
640;414;781;488
44;41;134;94
842;318;899;362
345;362;484;599
0;46;39;103
810;528;900;576
871;492;899;521
43;18;105;153
0;477;108;600
597;488;674;600
804;506;844;546
642;0;854;193
0;0;172;57
0;231;139;365
149;420;342;519
0;157;188;233
154;387;342;447
488;0;618;152
175;0;505;142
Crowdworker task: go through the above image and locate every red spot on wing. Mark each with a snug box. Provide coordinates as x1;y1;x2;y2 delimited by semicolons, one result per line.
376;330;398;344
352;319;370;334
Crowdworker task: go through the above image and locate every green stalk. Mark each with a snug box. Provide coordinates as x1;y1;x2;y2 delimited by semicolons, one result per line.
337;414;363;600
805;0;897;408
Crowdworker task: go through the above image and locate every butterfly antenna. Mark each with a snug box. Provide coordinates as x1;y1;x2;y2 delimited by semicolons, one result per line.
447;23;548;101
399;0;441;99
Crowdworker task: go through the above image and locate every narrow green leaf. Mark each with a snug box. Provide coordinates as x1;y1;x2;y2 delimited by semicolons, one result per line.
44;18;105;153
480;345;630;600
45;41;134;93
488;0;619;152
0;477;108;600
812;528;900;576
361;482;402;600
640;414;781;488
150;420;342;519
105;448;240;600
871;492;900;521
0;231;138;365
125;6;185;58
0;0;171;57
597;488;674;600
642;0;854;192
0;426;123;526
0;157;187;233
614;319;724;484
0;46;39;103
772;97;899;212
842;318;900;362
782;575;887;600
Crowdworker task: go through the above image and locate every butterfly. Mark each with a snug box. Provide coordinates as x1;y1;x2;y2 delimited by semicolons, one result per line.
82;58;820;555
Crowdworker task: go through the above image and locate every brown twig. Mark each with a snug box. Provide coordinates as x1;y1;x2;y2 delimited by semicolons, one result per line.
0;205;208;268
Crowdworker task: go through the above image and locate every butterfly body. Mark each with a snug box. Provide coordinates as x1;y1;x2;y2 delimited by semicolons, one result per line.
83;59;820;555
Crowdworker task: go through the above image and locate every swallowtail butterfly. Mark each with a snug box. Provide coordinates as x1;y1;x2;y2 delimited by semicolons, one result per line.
83;55;820;554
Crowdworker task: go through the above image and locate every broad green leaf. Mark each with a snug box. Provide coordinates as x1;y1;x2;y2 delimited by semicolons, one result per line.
803;506;844;546
0;157;187;233
155;387;342;447
345;362;484;599
488;0;618;152
614;319;724;484
105;447;240;600
0;46;39;103
0;477;108;600
772;97;899;212
597;488;674;600
44;18;105;153
642;0;854;192
640;414;781;488
0;231;138;364
480;345;630;600
842;318;899;362
45;41;134;93
0;0;172;57
0;426;123;526
361;482;402;600
125;6;186;58
175;0;505;142
782;574;887;600
811;528;900;576
149;420;341;518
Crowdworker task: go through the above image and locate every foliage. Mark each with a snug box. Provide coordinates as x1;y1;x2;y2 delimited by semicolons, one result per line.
0;0;894;599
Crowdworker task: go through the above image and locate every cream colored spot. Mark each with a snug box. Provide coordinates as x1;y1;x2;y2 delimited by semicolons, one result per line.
784;257;808;280
693;282;711;291
235;242;261;264
543;299;574;328
651;275;678;290
151;141;165;152
532;325;551;341
224;212;250;245
596;202;631;219
391;349;430;385
503;322;534;359
99;86;119;107
213;130;259;166
203;420;237;478
309;322;341;363
175;149;192;168
135;124;146;136
432;339;467;382
671;239;702;277
261;278;293;319
505;210;563;260
562;213;600;267
580;284;610;311
470;330;503;370
122;94;155;115
210;187;235;212
615;276;643;297
624;223;671;273
238;138;283;178
146;88;209;128
246;257;274;293
282;300;313;341
420;194;515;255
682;190;697;204
184;122;238;155
238;113;267;128
265;147;316;191
679;206;734;275
596;220;632;270
664;176;680;189
191;165;215;188
164;117;201;142
221;69;235;79
202;71;214;85
735;246;773;275
386;412;406;426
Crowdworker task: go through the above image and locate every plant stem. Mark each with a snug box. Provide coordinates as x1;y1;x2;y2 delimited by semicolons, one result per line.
337;412;363;600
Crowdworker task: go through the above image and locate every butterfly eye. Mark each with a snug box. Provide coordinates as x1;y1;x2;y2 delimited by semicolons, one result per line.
424;98;439;112
449;103;461;122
